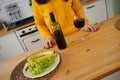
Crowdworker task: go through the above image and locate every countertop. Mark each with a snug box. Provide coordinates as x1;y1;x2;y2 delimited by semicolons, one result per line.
0;22;34;37
0;15;120;80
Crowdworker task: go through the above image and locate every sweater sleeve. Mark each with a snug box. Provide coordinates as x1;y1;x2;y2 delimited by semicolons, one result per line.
71;0;88;25
32;0;53;40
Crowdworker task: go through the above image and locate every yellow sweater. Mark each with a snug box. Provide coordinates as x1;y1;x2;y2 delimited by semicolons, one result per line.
32;0;88;40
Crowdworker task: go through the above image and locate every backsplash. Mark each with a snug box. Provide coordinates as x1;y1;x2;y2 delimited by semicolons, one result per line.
0;0;33;23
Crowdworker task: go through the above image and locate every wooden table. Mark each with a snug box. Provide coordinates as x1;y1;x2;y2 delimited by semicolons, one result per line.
0;15;120;80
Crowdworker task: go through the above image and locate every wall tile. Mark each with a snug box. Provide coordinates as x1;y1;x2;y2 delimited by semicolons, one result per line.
0;0;33;23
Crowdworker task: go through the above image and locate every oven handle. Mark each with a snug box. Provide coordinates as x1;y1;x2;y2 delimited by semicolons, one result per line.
31;38;40;43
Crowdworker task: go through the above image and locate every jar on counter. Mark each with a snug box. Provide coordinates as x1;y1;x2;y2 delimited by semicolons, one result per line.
0;22;8;30
0;22;3;29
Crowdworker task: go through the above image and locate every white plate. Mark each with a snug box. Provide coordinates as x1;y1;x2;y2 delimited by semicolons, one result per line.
23;52;60;78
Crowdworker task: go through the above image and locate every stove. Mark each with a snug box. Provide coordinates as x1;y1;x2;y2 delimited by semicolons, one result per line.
15;25;45;51
7;16;34;31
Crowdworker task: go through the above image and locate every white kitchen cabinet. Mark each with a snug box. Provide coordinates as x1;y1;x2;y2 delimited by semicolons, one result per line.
0;32;24;61
101;71;120;80
83;0;107;24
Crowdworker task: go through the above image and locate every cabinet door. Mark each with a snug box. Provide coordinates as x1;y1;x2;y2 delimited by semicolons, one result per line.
0;32;24;61
83;0;107;24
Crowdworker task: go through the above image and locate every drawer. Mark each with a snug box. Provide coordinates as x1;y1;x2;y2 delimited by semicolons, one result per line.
23;33;45;51
83;0;107;24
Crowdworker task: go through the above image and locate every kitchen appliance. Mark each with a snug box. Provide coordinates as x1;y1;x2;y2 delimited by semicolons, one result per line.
15;25;45;52
5;2;22;22
7;16;34;31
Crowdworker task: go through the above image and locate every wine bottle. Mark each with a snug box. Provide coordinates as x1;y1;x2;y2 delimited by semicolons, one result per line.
49;12;67;50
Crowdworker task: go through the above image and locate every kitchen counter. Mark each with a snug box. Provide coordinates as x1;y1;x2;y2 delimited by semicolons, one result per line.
0;15;120;80
0;21;34;37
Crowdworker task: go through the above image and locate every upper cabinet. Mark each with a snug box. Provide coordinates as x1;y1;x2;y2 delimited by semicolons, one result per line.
83;0;107;24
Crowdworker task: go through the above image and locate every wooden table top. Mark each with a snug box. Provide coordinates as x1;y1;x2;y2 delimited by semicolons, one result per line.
0;15;120;80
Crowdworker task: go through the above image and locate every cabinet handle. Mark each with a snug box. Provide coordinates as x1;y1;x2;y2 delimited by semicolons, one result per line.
31;39;40;43
87;5;95;9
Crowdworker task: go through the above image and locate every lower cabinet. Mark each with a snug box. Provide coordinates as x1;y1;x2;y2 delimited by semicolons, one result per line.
83;0;107;24
101;71;120;80
0;32;24;61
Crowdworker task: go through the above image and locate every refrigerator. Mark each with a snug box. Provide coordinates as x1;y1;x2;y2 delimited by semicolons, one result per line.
105;0;120;19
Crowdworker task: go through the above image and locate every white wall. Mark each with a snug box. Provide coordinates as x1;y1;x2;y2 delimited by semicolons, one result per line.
106;0;120;18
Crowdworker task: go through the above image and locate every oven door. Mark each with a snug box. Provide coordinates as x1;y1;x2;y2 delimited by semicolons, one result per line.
23;33;45;51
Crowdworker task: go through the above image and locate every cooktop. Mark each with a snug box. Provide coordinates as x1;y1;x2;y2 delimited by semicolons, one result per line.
7;16;34;31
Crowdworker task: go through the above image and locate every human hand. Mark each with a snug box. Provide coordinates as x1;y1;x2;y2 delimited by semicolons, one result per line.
44;38;55;49
82;24;99;32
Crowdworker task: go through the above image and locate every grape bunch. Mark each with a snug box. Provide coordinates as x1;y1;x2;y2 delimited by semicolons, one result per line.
25;50;56;76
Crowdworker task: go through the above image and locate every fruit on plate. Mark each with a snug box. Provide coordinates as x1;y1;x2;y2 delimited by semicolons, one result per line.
25;50;57;76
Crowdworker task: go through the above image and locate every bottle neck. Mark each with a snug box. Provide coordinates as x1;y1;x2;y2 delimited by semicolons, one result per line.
49;12;56;22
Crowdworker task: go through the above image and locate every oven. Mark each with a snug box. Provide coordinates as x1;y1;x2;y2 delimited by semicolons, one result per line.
15;25;45;52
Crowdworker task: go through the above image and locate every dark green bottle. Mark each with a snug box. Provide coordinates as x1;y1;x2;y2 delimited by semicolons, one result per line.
49;12;67;50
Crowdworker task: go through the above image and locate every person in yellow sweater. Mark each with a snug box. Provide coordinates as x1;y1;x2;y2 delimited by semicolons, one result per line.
32;0;99;49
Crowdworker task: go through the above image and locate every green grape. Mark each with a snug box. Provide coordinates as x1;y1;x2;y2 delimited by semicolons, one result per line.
26;53;56;76
31;71;37;76
43;63;48;68
38;69;44;74
34;64;39;68
29;62;36;67
27;66;33;72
